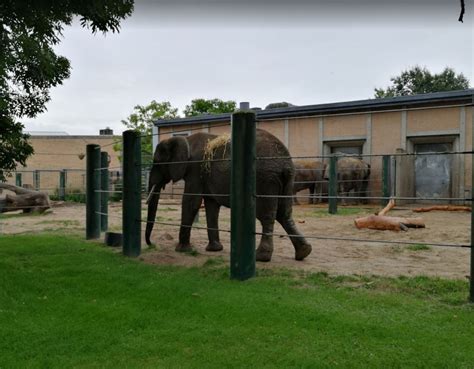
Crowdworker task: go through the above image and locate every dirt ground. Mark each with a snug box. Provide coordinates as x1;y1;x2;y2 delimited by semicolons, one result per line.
1;201;471;279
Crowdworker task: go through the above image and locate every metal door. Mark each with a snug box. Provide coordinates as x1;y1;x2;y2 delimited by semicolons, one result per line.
414;143;452;200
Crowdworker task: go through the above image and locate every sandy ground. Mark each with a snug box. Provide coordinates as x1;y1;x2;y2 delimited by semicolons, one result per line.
1;201;470;279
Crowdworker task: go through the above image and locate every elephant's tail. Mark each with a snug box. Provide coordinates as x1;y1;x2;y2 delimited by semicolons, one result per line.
277;168;295;218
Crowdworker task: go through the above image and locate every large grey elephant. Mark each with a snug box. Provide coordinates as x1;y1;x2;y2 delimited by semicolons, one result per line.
324;157;371;203
145;129;312;262
292;160;326;205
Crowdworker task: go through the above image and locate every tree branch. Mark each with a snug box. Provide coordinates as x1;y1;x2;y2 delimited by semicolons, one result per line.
459;0;465;22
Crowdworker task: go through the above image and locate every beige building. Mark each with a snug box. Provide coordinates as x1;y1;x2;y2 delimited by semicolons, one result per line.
9;129;120;195
153;89;474;203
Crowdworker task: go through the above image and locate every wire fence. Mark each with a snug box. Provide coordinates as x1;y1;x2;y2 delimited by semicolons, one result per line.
4;118;472;295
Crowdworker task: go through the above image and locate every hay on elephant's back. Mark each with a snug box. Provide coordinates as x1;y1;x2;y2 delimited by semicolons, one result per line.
203;134;231;172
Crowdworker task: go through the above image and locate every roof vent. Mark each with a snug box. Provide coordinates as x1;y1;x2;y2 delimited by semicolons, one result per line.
100;127;113;135
239;102;250;110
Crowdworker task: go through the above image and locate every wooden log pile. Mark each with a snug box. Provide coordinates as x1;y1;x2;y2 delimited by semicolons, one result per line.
0;183;51;214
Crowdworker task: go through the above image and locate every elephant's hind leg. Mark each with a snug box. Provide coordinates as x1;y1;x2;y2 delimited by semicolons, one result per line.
276;200;312;261
256;197;278;262
204;198;223;252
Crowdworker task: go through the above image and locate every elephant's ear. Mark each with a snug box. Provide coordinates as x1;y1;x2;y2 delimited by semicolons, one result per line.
168;136;190;182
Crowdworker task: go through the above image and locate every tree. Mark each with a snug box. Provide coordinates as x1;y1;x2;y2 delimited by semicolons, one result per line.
183;98;236;117
374;66;470;98
0;0;134;181
114;101;178;162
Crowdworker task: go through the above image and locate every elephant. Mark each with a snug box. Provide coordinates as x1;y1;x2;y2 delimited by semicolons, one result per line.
324;157;371;204
145;129;312;262
292;160;326;205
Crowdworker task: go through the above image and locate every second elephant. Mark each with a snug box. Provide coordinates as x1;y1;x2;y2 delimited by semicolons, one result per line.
324;157;371;203
292;160;326;205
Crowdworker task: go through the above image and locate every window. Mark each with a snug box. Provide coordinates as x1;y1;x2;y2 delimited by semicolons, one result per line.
172;131;190;137
325;139;365;158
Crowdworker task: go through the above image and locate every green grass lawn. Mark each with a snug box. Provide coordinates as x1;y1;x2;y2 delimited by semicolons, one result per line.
0;235;473;368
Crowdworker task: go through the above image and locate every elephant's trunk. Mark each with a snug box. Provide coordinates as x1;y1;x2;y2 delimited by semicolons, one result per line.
145;185;161;246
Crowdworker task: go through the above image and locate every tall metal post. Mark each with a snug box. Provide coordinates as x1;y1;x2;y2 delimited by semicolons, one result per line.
328;156;338;214
231;110;256;280
86;145;101;239
34;170;40;191
122;130;142;257
382;155;391;206
59;170;66;200
15;173;22;187
100;152;109;232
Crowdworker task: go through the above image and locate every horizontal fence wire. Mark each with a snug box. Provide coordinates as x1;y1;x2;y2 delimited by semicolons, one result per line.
255;194;472;201
30;153;87;156
141;122;232;138
140;219;231;233
256;150;474;161
95;141;120;150
95;166;122;171
144;191;229;197
255;231;471;249
141;158;231;167
294;179;381;184
95;211;121;219
8;169;87;172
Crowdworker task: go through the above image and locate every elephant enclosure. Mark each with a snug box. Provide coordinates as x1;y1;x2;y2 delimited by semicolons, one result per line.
1;201;470;279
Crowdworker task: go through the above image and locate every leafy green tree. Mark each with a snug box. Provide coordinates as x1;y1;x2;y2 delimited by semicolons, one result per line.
374;66;470;98
183;98;236;117
0;0;134;181
114;101;178;162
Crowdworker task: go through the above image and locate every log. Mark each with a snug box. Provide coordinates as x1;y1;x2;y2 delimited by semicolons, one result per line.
0;183;51;213
354;215;425;231
412;205;471;213
377;199;395;216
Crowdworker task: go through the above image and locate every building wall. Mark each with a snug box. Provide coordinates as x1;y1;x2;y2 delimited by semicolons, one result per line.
465;106;473;196
288;118;319;157
407;107;459;133
8;136;119;194
156;103;473;204
323;115;367;138
371;112;402;196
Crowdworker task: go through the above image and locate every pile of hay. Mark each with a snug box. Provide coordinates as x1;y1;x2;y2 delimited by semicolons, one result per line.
202;134;230;172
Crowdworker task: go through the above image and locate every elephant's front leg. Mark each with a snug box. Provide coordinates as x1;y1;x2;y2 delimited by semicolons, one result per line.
204;198;223;252
176;193;202;252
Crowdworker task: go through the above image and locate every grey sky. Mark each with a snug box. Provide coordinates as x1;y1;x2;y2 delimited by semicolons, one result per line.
24;0;473;135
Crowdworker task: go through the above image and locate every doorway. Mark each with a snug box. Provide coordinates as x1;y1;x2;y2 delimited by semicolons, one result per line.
414;143;452;200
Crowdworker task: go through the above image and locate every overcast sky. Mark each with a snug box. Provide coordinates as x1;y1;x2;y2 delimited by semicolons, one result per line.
24;0;473;135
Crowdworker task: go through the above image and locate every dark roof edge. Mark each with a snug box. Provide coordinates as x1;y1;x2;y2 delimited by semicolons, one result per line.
155;89;474;127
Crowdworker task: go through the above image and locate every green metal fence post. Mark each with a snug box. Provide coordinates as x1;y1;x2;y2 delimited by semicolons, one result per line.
15;173;22;187
59;170;66;201
328;155;338;214
231;110;256;281
382;155;391;206
100;152;109;232
86;145;101;239
34;170;40;191
122;130;142;257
